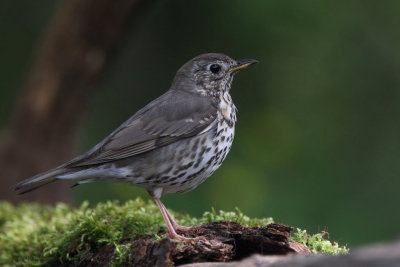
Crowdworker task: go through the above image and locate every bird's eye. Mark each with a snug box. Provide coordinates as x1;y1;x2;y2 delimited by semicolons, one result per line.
209;64;221;74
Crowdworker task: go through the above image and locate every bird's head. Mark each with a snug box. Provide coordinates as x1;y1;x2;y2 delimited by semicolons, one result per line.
172;53;258;96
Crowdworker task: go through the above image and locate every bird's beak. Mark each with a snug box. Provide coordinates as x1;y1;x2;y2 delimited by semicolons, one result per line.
228;59;259;73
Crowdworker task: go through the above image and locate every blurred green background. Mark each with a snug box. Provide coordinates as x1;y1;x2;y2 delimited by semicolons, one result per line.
1;0;400;247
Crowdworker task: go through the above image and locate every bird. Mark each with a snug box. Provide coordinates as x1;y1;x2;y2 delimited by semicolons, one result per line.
13;53;258;241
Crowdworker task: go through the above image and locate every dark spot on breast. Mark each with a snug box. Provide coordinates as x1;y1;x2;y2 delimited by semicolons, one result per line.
179;161;194;171
194;157;203;168
192;138;201;152
168;176;178;182
199;146;207;157
159;175;170;181
193;138;200;147
201;136;207;145
218;153;227;165
180;180;189;185
176;172;186;178
184;164;210;182
214;140;220;147
164;166;173;173
206;156;215;165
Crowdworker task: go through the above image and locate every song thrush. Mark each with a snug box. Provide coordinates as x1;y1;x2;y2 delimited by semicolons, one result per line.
13;53;258;241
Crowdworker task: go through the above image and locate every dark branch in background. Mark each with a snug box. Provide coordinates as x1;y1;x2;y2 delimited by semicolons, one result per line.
0;0;150;204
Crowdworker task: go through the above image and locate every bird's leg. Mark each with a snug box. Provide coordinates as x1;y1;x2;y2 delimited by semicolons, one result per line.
157;200;195;232
149;192;199;242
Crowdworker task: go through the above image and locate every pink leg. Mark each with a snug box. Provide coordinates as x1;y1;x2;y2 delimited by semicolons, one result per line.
149;192;201;242
158;200;195;232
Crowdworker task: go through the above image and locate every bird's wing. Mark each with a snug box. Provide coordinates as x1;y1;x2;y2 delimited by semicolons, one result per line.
68;90;218;167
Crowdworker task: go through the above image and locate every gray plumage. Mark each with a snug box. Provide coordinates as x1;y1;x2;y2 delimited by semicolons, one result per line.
13;53;258;205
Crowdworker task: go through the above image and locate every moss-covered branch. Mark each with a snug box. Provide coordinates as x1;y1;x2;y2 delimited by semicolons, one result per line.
0;198;348;266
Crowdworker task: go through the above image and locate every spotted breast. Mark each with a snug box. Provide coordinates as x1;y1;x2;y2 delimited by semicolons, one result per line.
150;91;236;195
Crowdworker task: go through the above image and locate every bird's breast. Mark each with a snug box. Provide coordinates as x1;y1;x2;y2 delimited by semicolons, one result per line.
218;92;237;127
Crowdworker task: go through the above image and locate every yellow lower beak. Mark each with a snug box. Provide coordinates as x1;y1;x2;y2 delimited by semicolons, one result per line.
228;59;259;73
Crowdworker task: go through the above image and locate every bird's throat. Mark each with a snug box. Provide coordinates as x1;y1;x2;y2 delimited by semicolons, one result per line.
219;92;236;125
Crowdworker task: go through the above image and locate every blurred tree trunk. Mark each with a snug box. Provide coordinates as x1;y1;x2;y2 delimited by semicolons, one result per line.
0;0;150;204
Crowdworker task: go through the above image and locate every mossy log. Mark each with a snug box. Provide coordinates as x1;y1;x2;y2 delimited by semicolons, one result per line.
75;222;310;266
0;199;348;266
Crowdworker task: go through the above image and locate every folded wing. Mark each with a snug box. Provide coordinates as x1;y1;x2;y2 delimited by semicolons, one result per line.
68;90;218;167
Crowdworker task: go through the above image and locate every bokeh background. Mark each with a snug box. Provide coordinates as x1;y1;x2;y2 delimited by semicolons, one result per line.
1;0;400;248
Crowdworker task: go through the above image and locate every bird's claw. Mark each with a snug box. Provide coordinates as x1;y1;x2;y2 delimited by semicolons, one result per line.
168;232;207;242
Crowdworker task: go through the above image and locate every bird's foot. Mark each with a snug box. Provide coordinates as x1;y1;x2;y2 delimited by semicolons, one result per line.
168;232;207;242
149;193;207;242
173;224;197;233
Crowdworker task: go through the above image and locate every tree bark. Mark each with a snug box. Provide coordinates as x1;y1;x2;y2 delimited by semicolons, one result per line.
74;222;311;267
0;0;150;204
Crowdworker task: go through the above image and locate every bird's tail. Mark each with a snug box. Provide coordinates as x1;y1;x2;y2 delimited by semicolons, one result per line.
12;167;70;194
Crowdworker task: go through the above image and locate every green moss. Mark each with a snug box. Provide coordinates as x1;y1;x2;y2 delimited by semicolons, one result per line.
0;199;163;266
0;198;348;266
173;207;274;227
111;243;132;267
292;228;349;255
